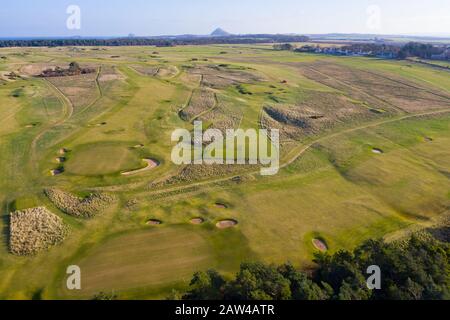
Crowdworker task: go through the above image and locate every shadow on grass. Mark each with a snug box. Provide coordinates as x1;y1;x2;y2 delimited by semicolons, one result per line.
1;201;11;251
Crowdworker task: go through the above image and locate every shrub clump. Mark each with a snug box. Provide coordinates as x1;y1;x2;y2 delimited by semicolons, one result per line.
44;188;116;219
39;62;95;77
10;207;68;256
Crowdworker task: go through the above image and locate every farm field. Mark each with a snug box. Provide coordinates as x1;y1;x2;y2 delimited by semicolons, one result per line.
0;44;449;300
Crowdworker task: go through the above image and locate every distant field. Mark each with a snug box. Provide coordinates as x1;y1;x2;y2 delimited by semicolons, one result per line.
0;44;448;300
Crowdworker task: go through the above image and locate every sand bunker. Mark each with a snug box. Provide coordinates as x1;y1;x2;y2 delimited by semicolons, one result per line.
50;168;64;176
56;157;66;163
312;238;328;252
372;148;384;154
190;218;205;225
216;219;238;229
121;159;159;176
89;122;107;127
59;148;69;155
147;219;162;226
215;203;228;209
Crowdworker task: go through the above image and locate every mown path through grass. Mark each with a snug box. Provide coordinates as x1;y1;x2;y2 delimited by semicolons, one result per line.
29;79;74;170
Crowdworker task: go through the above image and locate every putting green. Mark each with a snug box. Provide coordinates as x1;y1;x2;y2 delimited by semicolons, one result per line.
64;143;143;176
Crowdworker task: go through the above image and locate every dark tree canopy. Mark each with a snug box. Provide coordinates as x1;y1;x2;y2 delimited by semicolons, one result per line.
0;35;310;48
178;235;449;300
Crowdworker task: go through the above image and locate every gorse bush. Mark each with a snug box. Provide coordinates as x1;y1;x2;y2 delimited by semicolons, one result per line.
10;207;68;256
180;235;449;300
44;188;116;219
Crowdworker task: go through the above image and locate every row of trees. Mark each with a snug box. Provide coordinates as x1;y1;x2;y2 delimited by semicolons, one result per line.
0;35;309;48
398;42;448;59
175;235;449;300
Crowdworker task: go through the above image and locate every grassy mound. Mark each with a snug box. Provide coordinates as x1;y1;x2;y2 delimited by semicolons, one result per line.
10;207;68;256
44;188;115;219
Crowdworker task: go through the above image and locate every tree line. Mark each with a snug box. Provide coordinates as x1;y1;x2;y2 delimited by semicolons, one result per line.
172;235;449;300
0;35;310;48
398;42;448;59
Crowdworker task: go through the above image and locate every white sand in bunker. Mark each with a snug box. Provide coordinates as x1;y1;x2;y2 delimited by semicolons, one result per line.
190;218;205;225
59;148;69;155
88;122;107;127
312;238;328;252
216;219;238;229
121;159;159;176
372;148;384;154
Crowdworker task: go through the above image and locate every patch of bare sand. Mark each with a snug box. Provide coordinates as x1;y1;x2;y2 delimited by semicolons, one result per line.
121;159;159;176
312;239;328;252
190;218;205;225
372;148;384;154
147;219;162;226
216;219;238;229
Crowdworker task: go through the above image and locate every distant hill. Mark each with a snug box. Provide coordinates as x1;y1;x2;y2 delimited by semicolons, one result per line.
211;28;231;37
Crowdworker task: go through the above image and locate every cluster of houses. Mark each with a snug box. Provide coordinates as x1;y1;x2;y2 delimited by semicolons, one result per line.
294;45;398;59
294;43;450;61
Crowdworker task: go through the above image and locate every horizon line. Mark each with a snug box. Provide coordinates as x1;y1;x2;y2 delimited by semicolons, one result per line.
2;32;450;41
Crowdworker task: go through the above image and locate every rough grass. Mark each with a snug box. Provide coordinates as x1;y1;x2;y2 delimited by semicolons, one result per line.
187;64;264;89
301;61;450;113
179;88;216;121
47;72;99;110
132;65;178;78
153;164;259;187
10;207;68;256
44;188;115;219
262;90;378;140
198;95;242;131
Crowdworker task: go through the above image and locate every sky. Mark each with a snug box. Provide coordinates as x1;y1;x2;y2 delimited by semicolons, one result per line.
0;0;449;38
